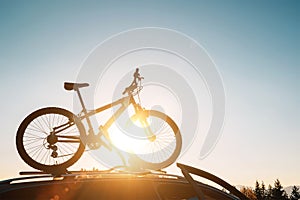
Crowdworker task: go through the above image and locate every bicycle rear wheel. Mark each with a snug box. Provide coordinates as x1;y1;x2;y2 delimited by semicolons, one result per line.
123;110;182;170
16;107;85;173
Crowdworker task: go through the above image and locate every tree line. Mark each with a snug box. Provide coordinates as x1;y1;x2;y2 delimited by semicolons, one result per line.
240;179;300;200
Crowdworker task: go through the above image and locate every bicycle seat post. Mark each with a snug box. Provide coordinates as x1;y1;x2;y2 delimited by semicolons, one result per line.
75;88;94;136
75;89;87;114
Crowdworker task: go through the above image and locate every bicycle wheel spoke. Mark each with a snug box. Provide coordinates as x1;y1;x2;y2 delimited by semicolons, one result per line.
23;135;44;141
47;150;51;165
40;147;49;165
58;113;65;125
23;133;44;139
30;120;44;133
36;117;48;134
56;148;65;162
28;122;48;135
43;149;49;165
62;142;77;153
40;115;50;130
26;142;43;151
31;144;44;160
44;114;51;130
50;114;56;131
24;138;43;146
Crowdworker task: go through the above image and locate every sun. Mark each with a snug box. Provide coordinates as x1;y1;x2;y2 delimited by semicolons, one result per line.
108;124;149;154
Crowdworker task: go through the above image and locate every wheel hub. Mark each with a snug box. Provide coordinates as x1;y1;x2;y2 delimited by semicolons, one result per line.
47;133;58;145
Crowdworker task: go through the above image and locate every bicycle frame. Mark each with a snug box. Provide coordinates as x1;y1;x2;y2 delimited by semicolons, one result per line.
78;93;141;140
53;68;155;149
52;88;145;144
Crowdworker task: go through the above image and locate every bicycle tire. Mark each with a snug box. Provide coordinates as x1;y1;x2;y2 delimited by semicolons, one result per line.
16;107;85;173
113;110;182;170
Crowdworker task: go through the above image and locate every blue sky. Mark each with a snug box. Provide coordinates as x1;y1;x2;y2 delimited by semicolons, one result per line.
0;1;299;186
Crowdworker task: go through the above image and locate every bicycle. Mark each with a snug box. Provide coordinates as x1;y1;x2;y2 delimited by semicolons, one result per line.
16;68;182;174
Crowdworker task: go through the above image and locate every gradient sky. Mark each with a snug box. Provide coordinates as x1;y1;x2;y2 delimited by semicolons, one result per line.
0;1;299;187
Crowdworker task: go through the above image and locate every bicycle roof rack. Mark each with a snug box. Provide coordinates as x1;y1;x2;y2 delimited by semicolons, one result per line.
4;165;183;185
18;165;168;176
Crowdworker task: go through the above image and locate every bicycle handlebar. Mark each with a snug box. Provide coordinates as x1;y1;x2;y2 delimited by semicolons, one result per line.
133;68;144;82
122;68;143;95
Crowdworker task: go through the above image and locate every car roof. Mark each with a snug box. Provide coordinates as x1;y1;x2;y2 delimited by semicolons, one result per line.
0;164;248;200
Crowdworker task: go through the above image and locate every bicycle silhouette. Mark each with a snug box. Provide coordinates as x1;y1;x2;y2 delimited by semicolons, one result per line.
16;68;182;173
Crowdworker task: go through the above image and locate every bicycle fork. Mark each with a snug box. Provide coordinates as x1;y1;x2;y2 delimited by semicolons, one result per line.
131;104;156;142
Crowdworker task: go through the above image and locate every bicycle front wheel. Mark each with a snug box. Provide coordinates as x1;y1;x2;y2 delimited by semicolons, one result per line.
16;107;85;173
125;110;182;170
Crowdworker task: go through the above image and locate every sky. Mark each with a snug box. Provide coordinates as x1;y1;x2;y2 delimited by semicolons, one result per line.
0;0;299;187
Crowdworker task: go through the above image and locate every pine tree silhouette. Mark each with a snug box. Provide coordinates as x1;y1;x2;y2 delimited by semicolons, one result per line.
272;179;288;200
261;181;266;199
290;186;300;200
241;179;299;200
255;181;263;200
266;184;273;200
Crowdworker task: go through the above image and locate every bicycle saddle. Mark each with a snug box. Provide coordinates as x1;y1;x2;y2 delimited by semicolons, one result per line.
64;82;89;91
